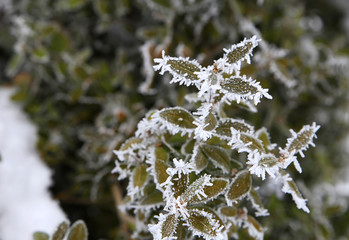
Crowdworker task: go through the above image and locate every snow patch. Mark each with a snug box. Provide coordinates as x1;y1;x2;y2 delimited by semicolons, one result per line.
0;87;66;240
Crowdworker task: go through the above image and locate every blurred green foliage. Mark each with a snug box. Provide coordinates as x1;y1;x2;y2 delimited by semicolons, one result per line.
1;0;349;239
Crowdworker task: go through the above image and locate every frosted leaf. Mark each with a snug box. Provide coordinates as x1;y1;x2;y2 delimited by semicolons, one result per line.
279;123;320;172
141;188;164;206
215;118;254;138
229;130;266;154
245;216;265;240
190;145;208;172
193;103;215;141
219;36;261;74
279;170;310;213
159;107;196;129
220;75;272;105
256;127;277;151
284;122;320;157
203;112;217;131
154;50;203;86
188;178;229;204
148;213;178;240
181;174;213;203
219;206;237;218
246;152;279;180
186;207;226;240
200;144;231;173
248;189;269;217
226;170;252;204
131;163;149;189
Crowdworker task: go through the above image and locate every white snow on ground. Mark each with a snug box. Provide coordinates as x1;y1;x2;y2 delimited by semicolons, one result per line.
0;87;66;240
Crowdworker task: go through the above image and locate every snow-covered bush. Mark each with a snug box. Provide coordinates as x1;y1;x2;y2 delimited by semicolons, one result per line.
113;36;320;240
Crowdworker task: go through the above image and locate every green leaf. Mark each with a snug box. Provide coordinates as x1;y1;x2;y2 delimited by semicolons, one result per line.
52;221;69;240
155;147;169;162
187;207;225;238
191;145;208;172
32;47;49;63
201;144;231;173
161;214;178;239
203;112;217;131
6;54;24;77
159;107;196;129
256;128;274;152
141;188;163;205
154;149;170;186
67;220;88;240
226;170;251;202
132;163;148;188
33;232;49;240
220;206;237;217
215;119;254;137
188;178;229;204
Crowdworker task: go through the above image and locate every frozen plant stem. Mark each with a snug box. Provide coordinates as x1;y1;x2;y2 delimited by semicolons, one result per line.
113;36;320;240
